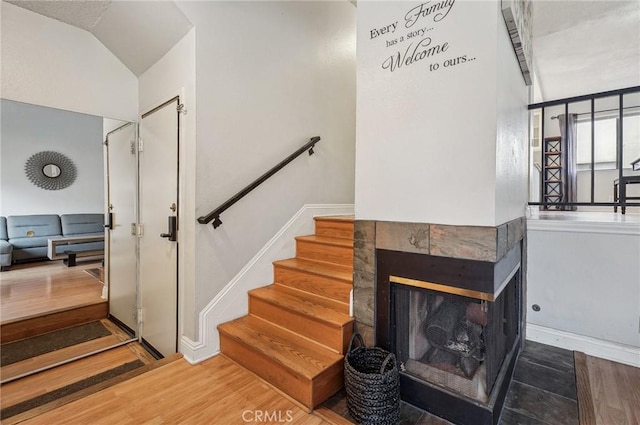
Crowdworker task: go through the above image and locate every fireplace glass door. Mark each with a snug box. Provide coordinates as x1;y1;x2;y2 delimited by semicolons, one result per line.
390;275;519;405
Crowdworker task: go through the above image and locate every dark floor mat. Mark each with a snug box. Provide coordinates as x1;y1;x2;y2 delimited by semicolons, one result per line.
0;360;144;419
1;321;111;366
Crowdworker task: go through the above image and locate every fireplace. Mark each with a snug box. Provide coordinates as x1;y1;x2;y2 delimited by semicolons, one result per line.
353;220;526;425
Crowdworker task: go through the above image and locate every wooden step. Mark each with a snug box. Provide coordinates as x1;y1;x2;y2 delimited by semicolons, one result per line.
0;345;141;410
249;285;353;354
272;284;350;316
1;319;135;383
314;216;354;239
218;315;344;410
2;351;182;425
1;302;108;344
1;335;124;383
274;258;352;310
295;235;353;268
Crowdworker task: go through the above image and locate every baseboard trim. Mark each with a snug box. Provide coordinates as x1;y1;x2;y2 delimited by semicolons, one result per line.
526;323;640;367
180;204;354;364
527;218;640;236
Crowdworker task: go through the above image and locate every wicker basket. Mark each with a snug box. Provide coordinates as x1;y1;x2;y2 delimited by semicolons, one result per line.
344;333;400;425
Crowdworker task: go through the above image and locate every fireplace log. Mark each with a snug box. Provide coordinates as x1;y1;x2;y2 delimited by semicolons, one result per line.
424;301;466;346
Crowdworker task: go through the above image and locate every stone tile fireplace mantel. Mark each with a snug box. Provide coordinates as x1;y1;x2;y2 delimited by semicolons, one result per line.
353;217;526;335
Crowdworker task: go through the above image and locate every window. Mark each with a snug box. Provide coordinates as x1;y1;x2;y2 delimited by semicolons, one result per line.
576;113;640;168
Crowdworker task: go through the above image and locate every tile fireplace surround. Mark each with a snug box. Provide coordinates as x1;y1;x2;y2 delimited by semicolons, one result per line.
353;218;527;425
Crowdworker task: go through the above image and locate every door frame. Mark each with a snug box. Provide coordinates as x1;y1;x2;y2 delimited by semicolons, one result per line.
104;120;140;337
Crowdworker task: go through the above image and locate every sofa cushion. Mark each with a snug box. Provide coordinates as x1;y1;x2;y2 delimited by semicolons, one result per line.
0;239;12;254
1;240;13;267
7;215;62;239
0;217;7;240
12;247;49;262
61;214;104;236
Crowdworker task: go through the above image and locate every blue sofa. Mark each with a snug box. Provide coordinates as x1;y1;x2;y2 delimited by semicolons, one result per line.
59;214;105;253
0;217;12;270
1;214;104;268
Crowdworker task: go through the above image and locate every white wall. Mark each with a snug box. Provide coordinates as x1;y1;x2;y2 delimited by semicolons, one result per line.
176;1;356;337
495;6;529;225
527;220;640;364
0;2;138;121
355;1;527;226
0;100;104;216
138;29;198;340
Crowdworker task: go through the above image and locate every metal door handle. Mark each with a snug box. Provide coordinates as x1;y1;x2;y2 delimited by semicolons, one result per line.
160;216;177;241
104;212;114;230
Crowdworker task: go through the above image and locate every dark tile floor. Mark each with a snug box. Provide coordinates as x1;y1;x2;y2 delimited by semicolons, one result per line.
321;340;579;425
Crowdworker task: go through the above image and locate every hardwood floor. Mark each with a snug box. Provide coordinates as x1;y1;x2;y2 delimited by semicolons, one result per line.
587;355;640;425
1;344;147;410
5;344;639;424
0;260;105;324
20;355;331;425
2;256;637;424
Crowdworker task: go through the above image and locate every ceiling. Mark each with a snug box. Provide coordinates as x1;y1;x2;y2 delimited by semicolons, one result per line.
4;0;193;76
4;0;639;100
531;0;640;102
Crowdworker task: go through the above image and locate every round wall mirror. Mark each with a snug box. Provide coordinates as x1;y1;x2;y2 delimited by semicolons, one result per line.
25;151;77;190
42;164;62;178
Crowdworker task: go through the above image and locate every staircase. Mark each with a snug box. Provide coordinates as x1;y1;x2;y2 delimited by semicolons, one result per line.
218;215;354;411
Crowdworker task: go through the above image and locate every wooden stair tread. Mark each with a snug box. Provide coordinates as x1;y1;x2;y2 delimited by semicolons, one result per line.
313;216;354;223
274;258;352;282
0;345;141;409
249;285;352;327
272;284;349;311
295;235;353;248
314;216;354;240
218;315;342;379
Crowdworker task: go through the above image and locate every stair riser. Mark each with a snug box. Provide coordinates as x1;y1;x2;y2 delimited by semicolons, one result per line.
219;333;313;409
296;240;353;268
249;297;351;354
274;267;351;311
311;361;345;407
0;303;108;344
314;220;354;239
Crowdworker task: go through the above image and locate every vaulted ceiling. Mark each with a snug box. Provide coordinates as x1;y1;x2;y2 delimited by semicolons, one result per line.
4;0;639;101
4;0;193;76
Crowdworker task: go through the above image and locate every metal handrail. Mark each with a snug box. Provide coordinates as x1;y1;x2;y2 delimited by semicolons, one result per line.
197;136;320;228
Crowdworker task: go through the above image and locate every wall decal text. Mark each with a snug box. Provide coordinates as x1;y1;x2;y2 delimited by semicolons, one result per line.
369;1;478;74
